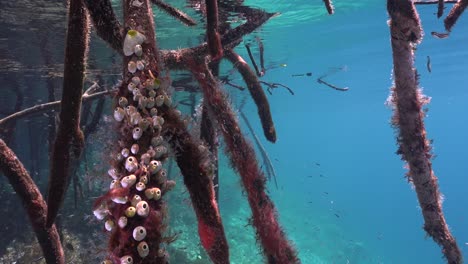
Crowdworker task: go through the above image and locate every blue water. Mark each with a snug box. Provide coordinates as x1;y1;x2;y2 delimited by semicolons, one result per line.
1;1;467;263
230;2;468;263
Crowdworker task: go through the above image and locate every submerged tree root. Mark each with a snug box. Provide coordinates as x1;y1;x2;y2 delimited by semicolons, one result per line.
387;1;462;263
46;0;88;228
0;139;64;264
189;58;300;264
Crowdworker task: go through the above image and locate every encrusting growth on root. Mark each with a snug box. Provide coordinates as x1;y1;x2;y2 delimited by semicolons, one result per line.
0;139;64;264
387;1;462;263
163;109;229;264
93;0;230;262
188;58;299;264
46;0;89;228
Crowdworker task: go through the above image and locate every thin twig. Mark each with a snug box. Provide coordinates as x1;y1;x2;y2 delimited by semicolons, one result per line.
219;77;246;91
317;78;349;91
239;111;278;189
259;81;295;95
0;89;115;128
245;44;262;77
414;0;457;4
256;37;266;76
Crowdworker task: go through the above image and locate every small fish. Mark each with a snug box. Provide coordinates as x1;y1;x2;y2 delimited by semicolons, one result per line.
315;162;321;166
323;192;329;195
280;63;287;67
431;31;449;39
291;72;312;77
426;56;431;73
173;86;185;92
32;256;44;263
334;213;340;218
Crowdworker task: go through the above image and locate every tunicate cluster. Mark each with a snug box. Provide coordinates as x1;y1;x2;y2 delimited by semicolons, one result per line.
96;28;178;263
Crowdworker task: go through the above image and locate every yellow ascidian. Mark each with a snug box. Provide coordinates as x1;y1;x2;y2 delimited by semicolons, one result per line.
125;206;136;218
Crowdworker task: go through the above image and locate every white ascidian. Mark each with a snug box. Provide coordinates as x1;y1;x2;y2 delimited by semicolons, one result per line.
135;182;146;191
120;255;133;264
107;168;118;180
93;203;108;220
136;201;150;217
133;127;143;140
118;216;128;228
148;160;162;174
133;226;147;241
136;60;145;71
137;241;149;258
121;148;130;158
119;97;128;107
104;219;115;232
131;194;142;206
111;196;128;204
134;44;143;57
123;30;146;56
121;174;137;188
128;61;137;74
114;107;125;122
109;179;121;190
125;156;139;173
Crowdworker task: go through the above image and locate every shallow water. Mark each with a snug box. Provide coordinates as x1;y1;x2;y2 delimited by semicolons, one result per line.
0;1;467;264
